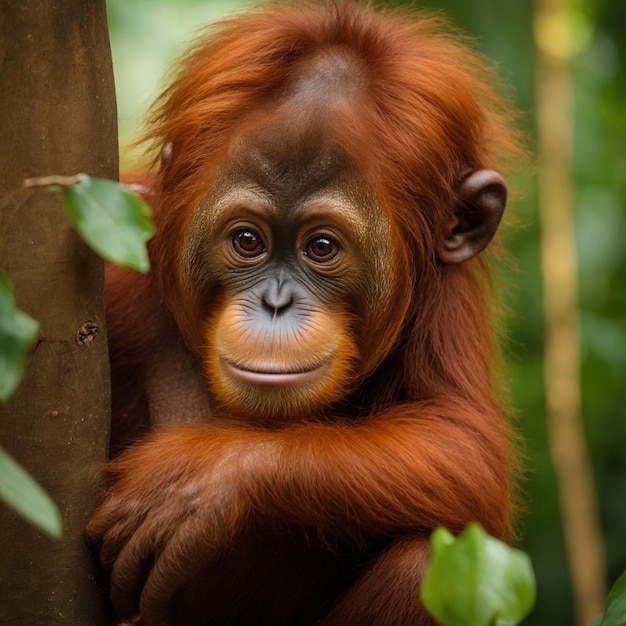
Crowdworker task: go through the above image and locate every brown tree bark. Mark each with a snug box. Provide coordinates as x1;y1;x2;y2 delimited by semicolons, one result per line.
0;1;117;623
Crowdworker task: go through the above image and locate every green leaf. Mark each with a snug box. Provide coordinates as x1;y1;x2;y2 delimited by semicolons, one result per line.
62;174;156;273
0;271;39;400
421;523;536;626
0;445;62;538
595;568;626;626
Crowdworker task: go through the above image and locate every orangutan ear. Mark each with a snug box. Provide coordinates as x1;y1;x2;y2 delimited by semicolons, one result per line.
161;142;173;166
440;170;507;264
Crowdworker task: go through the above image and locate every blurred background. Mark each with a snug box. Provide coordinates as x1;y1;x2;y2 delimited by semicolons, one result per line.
105;1;626;624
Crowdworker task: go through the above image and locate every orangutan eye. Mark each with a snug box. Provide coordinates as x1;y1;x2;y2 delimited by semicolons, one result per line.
304;236;340;263
232;229;266;258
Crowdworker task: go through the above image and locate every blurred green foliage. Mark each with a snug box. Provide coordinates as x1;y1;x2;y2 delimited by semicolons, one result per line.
106;1;626;624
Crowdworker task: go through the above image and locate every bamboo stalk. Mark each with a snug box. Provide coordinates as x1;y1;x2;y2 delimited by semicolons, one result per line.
533;0;607;623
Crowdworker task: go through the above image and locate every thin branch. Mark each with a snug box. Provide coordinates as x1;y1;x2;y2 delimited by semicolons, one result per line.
24;174;83;188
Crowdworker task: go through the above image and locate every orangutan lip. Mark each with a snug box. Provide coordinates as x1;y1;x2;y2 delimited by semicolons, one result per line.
222;360;326;387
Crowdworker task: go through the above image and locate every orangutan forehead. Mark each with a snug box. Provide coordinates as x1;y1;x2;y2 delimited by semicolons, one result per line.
285;45;366;108
224;107;353;201
217;46;367;196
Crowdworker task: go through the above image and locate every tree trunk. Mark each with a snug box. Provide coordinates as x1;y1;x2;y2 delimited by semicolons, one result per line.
0;1;117;624
534;0;607;623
